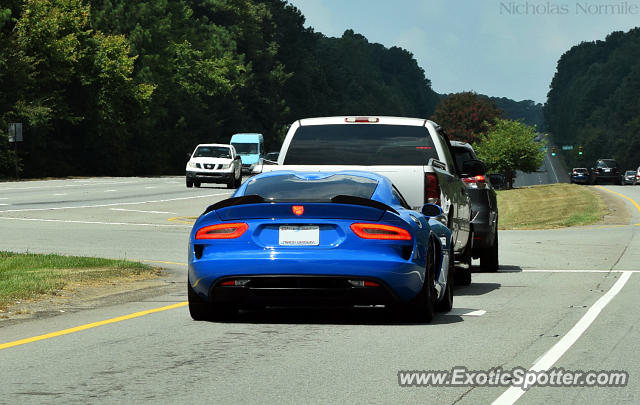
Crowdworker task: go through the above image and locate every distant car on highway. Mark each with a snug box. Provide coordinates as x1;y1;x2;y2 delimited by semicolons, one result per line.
450;141;499;272
623;170;637;185
187;170;454;323
590;159;622;185
569;168;590;184
637;166;640;184
186;144;242;189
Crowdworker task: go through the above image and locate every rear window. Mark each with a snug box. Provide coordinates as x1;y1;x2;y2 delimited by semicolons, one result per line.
194;146;232;158
244;174;378;201
283;124;437;165
232;143;259;154
452;146;476;173
597;160;617;168
573;168;588;173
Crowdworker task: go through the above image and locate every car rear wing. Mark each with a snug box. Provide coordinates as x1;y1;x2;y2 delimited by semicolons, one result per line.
203;194;399;216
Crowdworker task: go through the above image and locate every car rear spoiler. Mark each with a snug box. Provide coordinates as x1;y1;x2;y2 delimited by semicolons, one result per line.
203;194;399;215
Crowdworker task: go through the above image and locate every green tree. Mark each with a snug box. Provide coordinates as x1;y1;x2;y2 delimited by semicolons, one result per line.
431;92;502;143
475;119;545;189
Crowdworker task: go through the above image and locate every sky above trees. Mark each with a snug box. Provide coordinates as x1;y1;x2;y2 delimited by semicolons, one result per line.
288;0;640;103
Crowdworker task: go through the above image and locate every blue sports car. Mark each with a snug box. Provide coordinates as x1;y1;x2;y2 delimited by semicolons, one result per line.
188;170;453;322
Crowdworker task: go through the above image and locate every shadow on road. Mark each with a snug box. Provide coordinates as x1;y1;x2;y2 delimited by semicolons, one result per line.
497;265;523;273
208;306;465;326
454;282;501;296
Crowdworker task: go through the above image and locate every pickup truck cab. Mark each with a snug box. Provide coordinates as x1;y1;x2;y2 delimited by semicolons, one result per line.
263;116;484;285
230;133;264;174
186;144;242;189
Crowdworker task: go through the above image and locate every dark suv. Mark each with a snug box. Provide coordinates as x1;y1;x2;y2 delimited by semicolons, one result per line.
450;141;499;272
590;159;622;185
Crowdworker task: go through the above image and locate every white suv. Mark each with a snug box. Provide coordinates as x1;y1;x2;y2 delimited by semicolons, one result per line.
186;144;242;189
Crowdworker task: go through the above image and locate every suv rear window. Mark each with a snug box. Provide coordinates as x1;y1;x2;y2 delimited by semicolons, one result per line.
194;146;232;158
283;124;437;165
244;174;378;201
597;159;617;168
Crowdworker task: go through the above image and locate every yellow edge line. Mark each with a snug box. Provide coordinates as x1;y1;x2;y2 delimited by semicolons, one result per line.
0;302;188;351
595;186;640;215
142;259;187;266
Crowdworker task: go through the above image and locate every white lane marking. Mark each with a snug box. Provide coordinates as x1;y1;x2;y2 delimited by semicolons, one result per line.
145;186;158;189
0;198;8;200
447;309;486;316
0;216;191;228
546;153;559;183
0;204;8;206
0;180;142;191
519;269;640;273
53;193;68;196
492;271;632;405
109;208;176;214
104;189;117;193
0;192;231;213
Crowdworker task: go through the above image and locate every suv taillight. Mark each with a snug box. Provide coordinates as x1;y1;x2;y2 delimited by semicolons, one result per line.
425;173;441;205
461;175;486;189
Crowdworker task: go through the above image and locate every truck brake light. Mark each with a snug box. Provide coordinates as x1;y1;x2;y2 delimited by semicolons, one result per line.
425;173;441;205
345;117;379;123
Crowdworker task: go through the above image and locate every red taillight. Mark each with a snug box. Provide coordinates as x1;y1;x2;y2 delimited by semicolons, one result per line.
425;173;441;205
364;281;380;287
345;116;379;123
350;223;411;240
462;175;486;189
195;223;248;239
220;280;236;286
292;205;304;216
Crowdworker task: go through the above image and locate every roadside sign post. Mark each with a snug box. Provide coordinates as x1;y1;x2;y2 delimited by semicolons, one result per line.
8;123;23;179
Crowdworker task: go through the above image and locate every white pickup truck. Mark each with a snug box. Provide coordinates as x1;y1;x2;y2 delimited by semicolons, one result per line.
262;116;485;284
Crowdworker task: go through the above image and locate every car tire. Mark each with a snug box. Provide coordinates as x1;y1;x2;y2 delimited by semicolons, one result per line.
455;234;472;286
395;241;436;323
194;182;201;188
480;229;499;272
188;282;210;321
186;180;193;188
436;246;454;312
226;178;234;189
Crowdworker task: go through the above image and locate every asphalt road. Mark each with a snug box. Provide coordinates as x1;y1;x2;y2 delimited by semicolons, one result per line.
1;177;640;404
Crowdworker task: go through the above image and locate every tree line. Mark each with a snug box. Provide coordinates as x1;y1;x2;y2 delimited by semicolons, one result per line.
0;0;441;178
546;28;640;171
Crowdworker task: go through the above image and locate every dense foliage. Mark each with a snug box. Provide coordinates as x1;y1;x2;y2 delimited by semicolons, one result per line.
430;91;503;143
475;119;545;189
545;28;640;170
489;97;544;130
0;0;441;178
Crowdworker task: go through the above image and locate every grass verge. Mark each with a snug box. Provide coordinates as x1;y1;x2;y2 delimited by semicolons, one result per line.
0;252;160;311
498;183;607;230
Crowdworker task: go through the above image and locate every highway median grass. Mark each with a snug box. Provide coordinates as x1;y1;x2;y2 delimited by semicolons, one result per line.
0;252;160;311
498;183;607;230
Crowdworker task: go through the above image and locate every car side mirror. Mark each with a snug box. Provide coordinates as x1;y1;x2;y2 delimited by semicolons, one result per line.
460;159;486;177
421;203;442;218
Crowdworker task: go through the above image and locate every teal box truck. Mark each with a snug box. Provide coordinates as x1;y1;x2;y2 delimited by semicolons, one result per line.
230;133;264;174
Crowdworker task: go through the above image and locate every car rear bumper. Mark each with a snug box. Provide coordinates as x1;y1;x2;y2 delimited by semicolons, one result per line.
189;254;425;305
186;170;233;183
208;275;394;307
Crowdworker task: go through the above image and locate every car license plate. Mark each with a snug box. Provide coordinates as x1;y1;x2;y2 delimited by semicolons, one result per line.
279;226;319;246
604;168;611;173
